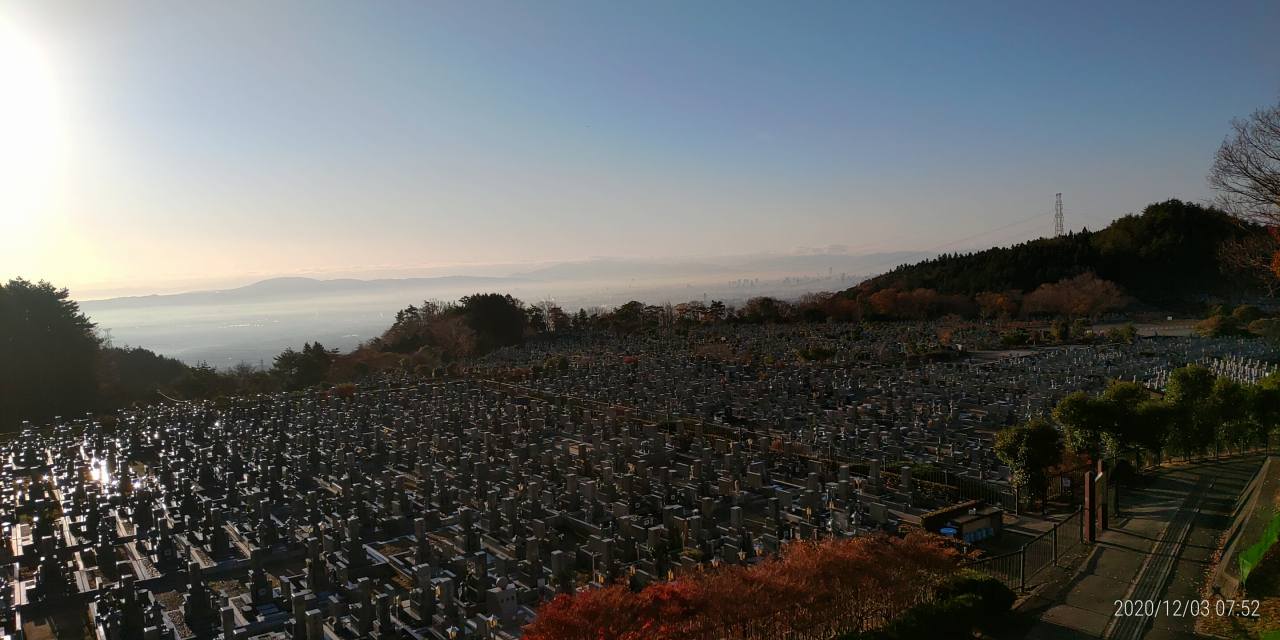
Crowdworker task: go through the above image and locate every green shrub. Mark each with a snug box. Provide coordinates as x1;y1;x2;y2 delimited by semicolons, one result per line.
1232;304;1264;324
1000;328;1030;347
1194;314;1242;337
935;569;1016;625
1105;323;1137;343
845;594;981;639
840;570;1016;639
1249;318;1280;341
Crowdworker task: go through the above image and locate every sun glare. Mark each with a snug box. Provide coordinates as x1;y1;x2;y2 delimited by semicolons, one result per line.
0;19;63;233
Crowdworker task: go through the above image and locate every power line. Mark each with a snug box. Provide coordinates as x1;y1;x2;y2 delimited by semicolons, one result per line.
843;210;1056;279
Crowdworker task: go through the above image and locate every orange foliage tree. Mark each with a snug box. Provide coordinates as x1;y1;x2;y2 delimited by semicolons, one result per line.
1021;273;1128;318
522;532;960;640
974;290;1022;319
864;288;974;320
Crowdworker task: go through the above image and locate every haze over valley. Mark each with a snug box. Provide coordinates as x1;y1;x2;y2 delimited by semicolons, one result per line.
82;250;919;365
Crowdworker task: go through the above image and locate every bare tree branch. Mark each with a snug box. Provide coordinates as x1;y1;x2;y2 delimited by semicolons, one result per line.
1209;101;1280;224
1218;232;1280;297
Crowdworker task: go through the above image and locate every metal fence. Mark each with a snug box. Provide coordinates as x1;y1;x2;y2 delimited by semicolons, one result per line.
907;466;1018;512
964;507;1083;591
1044;464;1089;506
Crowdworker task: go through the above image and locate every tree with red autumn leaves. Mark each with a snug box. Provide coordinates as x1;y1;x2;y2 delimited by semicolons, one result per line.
522;532;960;640
1021;273;1127;318
527;581;705;640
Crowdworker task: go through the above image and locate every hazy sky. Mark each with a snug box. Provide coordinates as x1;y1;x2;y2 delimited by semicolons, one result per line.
2;0;1278;297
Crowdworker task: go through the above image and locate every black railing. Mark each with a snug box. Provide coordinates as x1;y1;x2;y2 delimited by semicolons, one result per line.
964;507;1083;591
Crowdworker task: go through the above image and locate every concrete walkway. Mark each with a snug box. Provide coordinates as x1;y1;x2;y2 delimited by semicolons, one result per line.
1017;456;1264;640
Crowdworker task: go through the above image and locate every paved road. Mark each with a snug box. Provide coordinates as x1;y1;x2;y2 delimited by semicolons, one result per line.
1019;456;1264;640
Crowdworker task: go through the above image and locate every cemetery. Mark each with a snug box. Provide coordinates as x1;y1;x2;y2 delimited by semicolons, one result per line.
2;325;1277;639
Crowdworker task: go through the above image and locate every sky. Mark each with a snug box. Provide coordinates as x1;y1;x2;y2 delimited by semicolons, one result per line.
1;0;1278;298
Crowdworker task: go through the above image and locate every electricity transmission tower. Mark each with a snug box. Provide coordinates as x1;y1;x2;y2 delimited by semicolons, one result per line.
1054;193;1064;237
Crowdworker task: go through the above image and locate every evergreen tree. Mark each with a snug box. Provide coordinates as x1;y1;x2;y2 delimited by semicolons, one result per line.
0;279;101;430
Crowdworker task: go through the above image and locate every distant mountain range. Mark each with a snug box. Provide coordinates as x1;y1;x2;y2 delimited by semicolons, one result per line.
81;275;525;309
81;251;929;310
72;250;929;365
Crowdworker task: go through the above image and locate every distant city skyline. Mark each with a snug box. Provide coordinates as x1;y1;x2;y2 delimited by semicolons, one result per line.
2;1;1278;297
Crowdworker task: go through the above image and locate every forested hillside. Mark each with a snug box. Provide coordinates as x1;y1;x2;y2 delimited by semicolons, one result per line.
848;200;1265;305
